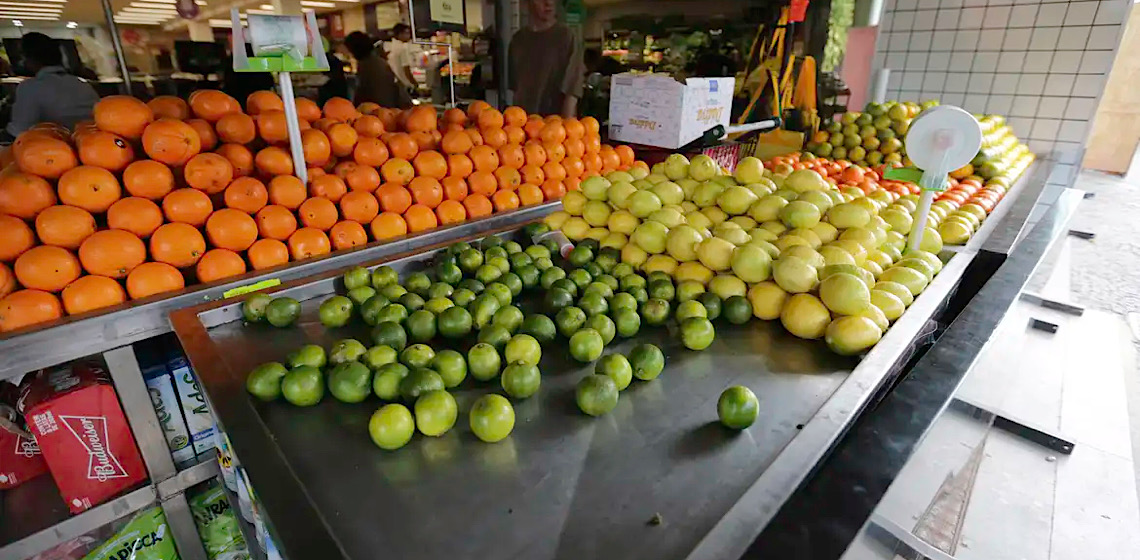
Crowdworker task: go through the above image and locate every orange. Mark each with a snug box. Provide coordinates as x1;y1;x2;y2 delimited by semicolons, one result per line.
36;205;96;249
300;129;331;166
216;113;256;144
78;131;135;172
354;114;385;138
521;164;545;186
330;220;368;251
386;132;419;160
504;125;526;145
412;150;447;180
147;96;190;120
464;128;484;148
150;222;206;268
462;193;492;219
94;95;153;140
491;190;520;212
353;137;390;167
518;183;544;206
0;290;62;332
255;205;298;240
309;174;348;203
61;275;125;315
327;123;358;158
615;145;636;167
600;147;621;171
481;127;508;149
0;215;34;262
223;177;269;214
442;176;468;201
498;144;525;170
255;110;289;144
107;197;164;238
314;118;337;132
79;229;146;279
564;138;586;159
340;191;380;223
468;171;497;197
583;134;601;153
404;106;438;133
0;172;56;219
58;166;121;213
583;152;603;174
0;262;11;299
247;239;290;271
298;197;339;231
196;248;246;284
295;98;322;122
187;119;218;151
14;245;80;292
466;100;492;121
494;167;522;191
162;188;213;226
523;117;545;140
564;176;581;193
184;153;234;194
123;160;175;200
408;176;444;208
216;143;253;178
380;158;415;185
542;161;568;182
403;204;437;233
369;212;407;241
581;116;600;134
469;145;499;172
376;184;413;214
543;141;566;163
410;129;437;151
246;90;284;115
443;107;467;128
541;179;567;201
376;108;399;132
477;108;504;130
544;115;563;123
523;141;547;167
447;154;473;178
539;122;567;144
189;90;241;122
441;129;473;155
503;106;527;128
267;175;307;210
562;156;585;178
344;164;381;192
255;146;293;177
323;97;359;122
564;118;585;140
126;262;185;299
435;199;466;225
15;135;76;179
288;227;331;260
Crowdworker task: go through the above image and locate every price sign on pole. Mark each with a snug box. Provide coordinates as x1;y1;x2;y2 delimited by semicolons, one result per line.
429;0;465;25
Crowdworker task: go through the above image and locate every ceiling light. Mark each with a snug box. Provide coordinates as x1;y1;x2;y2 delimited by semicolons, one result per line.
12;19;20;25
300;1;336;7
122;6;177;12
0;2;63;10
0;13;58;19
121;8;177;15
130;2;179;8
66;20;76;28
259;4;273;9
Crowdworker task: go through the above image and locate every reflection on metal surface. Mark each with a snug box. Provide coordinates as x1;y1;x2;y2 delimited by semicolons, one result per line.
911;436;985;555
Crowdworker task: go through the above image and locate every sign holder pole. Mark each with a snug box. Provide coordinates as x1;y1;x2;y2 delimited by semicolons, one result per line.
278;71;308;184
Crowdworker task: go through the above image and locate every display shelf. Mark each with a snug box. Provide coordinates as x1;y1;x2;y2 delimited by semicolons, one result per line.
220;482;268;560
0;203;560;382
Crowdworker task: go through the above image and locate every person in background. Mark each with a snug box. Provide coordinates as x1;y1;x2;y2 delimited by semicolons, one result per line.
508;0;584;117
387;23;418;91
319;39;350;104
5;32;98;137
345;31;412;109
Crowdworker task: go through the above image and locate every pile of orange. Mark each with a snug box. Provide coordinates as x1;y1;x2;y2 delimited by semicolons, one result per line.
0;91;641;333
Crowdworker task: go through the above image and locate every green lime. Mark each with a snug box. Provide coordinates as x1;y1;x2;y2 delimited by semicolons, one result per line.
584;281;614;299
525;243;551;260
370;321;407;351
540;267;567;289
484;246;509;261
480;235;504;249
594;253;617;273
447;241;472;255
400;344;436;369
432;349;467;388
585;314;616;345
641;298;671;326
488;256;511;274
399;368;444;401
435;262;463;285
427;282;454;300
493;305;525;334
369;404;415;450
620;274;647;292
569;328;604;362
458;248;485;274
469;394;515;443
329;338;367;365
424;297;454;315
612;308;641;338
534;256;554;271
551;278;578;297
556;306;587;337
503;240;523;254
470;294;502;329
370;266;399;290
499;272;523;297
398;292;425;312
509;252;533;270
404;272;432;296
457;278;485;294
501;362;541;399
328;361;372;403
405;310;437;343
648;271;671;284
596;274;619;291
629;344;665;380
582;262;604;279
319;295;354;328
627;286;649;305
676;281;706;303
598;246;619;261
717;385;759;429
545;288;575;314
596;354;633;390
540;238;560;255
375;303;408;324
485;283;513;307
520;314;557;343
246;362;287;401
348;286;377;307
436;250;457;267
344;266;370;290
437;306;473;338
568;268;593;290
676;300;708;322
372;363;409;400
679;317;716;350
451;288;477;308
363;345;398;370
467;343;502;381
282;365;323;406
698;293;722;320
242;293;272;322
722;296;752;325
475;264;503;284
504;334;542;365
516;265;540;289
576;375;619;416
378;283;407;301
610;292;638;314
578;293;609;317
568;245;593;267
265;297;301;327
477;324;513;349
287;344;326;369
612;263;635;279
648;279;675;301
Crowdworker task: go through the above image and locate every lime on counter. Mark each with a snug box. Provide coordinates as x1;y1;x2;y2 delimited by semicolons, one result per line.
329;338;367;365
282;366;323;406
369;404;415;450
717;386;759;429
399;368;445;401
242;293;272;323
246;362;287;401
370;321;407;351
414;390;458;437
265;297;301;327
432;350;467;388
328;362;372;403
629;344;665;381
569;329;604;362
469;394;515;443
372;363;410;401
501;362;541;399
576;375;619;416
286;344;326;369
467;343;502;381
596;354;632;391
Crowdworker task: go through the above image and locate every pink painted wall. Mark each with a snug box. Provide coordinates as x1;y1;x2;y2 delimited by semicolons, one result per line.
842;26;880;113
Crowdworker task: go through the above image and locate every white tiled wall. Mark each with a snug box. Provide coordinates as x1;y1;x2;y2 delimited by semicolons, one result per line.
872;0;1131;171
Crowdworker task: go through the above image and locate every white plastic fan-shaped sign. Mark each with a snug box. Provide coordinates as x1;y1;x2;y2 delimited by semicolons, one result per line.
902;105;983;251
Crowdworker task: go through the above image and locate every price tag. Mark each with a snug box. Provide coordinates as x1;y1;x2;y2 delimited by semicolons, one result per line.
430;0;465;25
223;279;281;299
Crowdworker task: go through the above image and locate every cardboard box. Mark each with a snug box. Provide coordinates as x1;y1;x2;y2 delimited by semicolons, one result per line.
0;402;49;490
19;363;147;513
166;350;216;456
608;73;735;150
139;346;195;466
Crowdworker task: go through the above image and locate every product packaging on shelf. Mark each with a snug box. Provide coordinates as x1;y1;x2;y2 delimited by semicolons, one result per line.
79;506;179;560
18;362;147;513
137;343;195;466
608;73;735;149
0;382;49;489
189;480;250;560
164;340;217;456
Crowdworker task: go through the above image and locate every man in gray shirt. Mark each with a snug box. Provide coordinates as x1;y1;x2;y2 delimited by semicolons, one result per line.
508;0;585;117
6;32;99;137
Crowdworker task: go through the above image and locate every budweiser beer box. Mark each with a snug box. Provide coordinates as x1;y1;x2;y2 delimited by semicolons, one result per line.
19;363;147;513
0;400;49;489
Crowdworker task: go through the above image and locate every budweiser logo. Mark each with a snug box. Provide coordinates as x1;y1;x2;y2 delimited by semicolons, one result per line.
14;434;39;458
60;415;128;481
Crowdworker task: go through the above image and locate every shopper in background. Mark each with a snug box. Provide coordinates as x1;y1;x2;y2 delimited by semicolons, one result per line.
508;0;585;118
345;31;412;109
4;32;98;138
387;23;419;91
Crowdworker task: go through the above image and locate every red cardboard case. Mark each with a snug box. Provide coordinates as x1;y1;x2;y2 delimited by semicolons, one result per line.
0;403;49;489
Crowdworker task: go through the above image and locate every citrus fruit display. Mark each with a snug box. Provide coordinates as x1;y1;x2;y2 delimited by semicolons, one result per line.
0;95;646;333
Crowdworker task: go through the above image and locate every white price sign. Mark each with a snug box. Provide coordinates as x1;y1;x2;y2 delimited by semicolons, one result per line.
430;0;464;25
